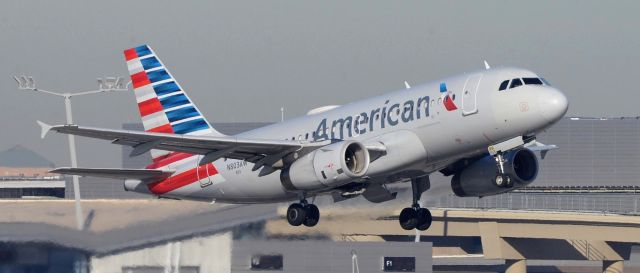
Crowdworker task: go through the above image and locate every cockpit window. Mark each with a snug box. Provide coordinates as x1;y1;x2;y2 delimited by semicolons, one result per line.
541;78;551;86
509;78;523;89
523;78;543;85
498;80;509;91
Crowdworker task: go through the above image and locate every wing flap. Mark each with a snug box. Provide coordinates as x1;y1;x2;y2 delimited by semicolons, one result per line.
51;167;173;180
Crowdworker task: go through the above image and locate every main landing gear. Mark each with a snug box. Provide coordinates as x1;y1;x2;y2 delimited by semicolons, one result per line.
399;176;433;231
286;200;320;227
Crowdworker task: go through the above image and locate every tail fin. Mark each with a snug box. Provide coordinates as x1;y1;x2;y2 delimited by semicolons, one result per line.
124;45;224;159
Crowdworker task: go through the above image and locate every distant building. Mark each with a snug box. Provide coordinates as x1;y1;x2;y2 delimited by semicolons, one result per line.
0;145;64;198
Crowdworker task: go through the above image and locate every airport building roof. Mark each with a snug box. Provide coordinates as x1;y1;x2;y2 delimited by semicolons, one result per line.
0;199;277;254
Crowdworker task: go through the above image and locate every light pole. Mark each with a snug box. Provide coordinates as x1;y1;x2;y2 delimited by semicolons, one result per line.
13;75;130;230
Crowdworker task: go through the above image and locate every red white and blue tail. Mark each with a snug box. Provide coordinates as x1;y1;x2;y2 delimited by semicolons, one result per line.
124;45;222;137
124;45;224;158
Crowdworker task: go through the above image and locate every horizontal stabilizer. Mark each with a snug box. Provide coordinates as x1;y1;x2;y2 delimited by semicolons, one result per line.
51;167;173;180
37;120;53;139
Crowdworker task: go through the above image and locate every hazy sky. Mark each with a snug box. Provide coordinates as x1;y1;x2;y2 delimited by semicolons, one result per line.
1;1;638;167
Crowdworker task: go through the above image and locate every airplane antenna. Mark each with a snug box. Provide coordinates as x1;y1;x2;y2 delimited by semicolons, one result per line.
484;60;491;70
404;81;411;89
280;107;284;122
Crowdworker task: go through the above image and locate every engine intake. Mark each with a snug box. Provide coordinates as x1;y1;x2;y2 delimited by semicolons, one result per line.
281;141;370;191
451;148;538;197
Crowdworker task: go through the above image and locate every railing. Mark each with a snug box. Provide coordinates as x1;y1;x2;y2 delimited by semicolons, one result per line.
571;240;606;261
427;192;640;215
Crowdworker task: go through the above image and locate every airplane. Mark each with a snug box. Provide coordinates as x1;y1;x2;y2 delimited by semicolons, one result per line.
39;45;568;231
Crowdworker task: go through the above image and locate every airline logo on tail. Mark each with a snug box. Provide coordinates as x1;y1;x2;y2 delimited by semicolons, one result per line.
124;45;218;137
124;45;226;192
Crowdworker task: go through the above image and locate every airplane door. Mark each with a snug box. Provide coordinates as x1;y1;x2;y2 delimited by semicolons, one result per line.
461;74;483;116
196;156;213;188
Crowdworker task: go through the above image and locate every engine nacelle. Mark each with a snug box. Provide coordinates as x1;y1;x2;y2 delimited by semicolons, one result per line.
281;141;370;191
451;148;538;197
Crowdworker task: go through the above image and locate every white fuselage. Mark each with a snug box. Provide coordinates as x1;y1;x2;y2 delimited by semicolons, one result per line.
131;67;568;203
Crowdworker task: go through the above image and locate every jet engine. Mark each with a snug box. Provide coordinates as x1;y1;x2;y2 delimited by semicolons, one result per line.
281;141;370;191
451;148;538;197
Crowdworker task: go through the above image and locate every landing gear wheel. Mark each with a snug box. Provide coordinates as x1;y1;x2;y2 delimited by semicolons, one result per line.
494;174;506;187
399;207;418;230
286;203;307;226
416;208;432;231
504;175;513;188
303;204;320;227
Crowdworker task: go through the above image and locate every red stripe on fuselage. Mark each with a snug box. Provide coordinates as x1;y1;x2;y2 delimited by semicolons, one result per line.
147;163;218;194
147;152;193;169
131;71;151;88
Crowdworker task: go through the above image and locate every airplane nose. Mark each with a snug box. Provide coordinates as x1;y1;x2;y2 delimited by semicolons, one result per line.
538;88;569;122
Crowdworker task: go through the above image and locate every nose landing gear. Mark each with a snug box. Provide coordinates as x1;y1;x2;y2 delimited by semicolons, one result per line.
286;200;320;227
493;152;514;188
399;176;433;231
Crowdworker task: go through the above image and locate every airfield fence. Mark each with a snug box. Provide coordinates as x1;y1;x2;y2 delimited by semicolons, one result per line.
428;193;640;215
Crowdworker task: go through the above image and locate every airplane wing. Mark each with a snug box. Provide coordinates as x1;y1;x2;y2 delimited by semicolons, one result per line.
51;167;173;180
39;121;329;167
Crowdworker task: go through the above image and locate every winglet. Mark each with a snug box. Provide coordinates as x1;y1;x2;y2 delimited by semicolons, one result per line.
37;120;53;139
484;60;491;70
404;81;411;89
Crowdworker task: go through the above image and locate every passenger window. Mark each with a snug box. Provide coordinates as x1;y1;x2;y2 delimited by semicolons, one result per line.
510;78;523;89
523;78;543;85
498;80;509;91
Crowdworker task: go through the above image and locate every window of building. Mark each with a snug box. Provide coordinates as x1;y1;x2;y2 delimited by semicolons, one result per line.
509;78;523;89
250;254;283;271
523;77;543;85
498;80;510;91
